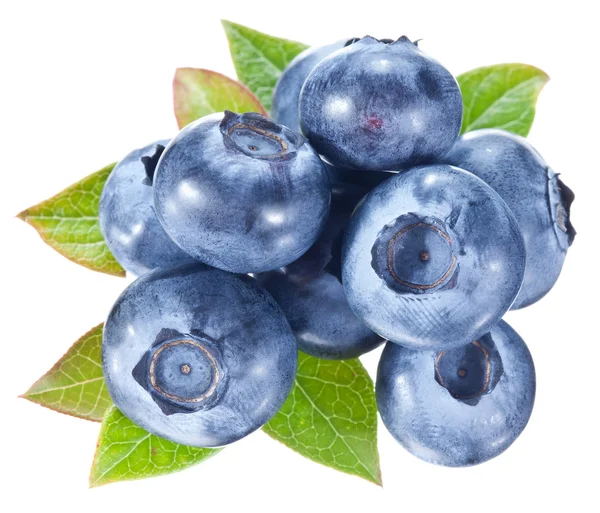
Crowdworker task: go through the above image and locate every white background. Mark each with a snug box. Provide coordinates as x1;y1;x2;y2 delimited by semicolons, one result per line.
1;1;598;511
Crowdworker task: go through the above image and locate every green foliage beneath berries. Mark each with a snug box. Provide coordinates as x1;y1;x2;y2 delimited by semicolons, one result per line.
89;405;221;487
21;324;111;421
458;63;549;136
18;163;125;277
173;68;266;129
221;20;308;112
264;352;382;485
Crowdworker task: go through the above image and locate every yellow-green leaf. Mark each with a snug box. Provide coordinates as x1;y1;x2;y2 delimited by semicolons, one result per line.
221;20;308;112
21;324;112;421
263;352;382;485
174;68;266;129
90;405;221;487
458;63;549;136
17;163;125;277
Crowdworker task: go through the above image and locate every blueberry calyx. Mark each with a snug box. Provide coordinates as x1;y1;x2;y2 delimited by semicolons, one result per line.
434;335;504;406
132;328;226;415
344;35;418;47
371;213;458;294
140;143;166;186
220;110;306;161
557;176;576;246
546;167;576;249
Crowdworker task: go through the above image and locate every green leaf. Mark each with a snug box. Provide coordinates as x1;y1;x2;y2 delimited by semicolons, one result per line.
17;163;125;277
458;63;549;136
21;324;112;421
263;352;382;485
174;68;266;129
221;20;308;112
90;405;221;487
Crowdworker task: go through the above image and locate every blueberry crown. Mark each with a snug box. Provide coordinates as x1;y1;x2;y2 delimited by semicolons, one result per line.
556;176;576;246
344;35;419;47
220;110;306;161
140;143;166;186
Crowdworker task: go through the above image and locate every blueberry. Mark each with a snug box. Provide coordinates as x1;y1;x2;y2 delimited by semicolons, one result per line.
376;320;536;467
342;164;526;350
442;129;576;309
299;36;463;171
272;40;347;132
98;141;196;276
102;263;298;447
261;270;384;359
153;112;331;274
279;164;392;283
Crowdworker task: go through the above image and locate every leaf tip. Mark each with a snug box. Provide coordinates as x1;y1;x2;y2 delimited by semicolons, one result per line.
528;64;550;85
361;465;383;487
19;387;39;403
16;209;29;222
88;475;104;489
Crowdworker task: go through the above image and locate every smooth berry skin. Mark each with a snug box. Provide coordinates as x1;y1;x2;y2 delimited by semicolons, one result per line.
299;36;463;171
261;270;384;360
442;129;576;309
154;112;330;274
376;320;536;467
342;164;526;350
102;263;297;448
272;40;347;133
98;141;196;276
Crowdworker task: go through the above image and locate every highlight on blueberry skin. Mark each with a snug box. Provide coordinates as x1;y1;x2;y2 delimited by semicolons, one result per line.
376;320;536;467
260;270;384;360
442;129;576;309
299;36;463;171
102;263;298;447
272;40;347;133
342;164;526;350
153;111;331;274
98;140;196;276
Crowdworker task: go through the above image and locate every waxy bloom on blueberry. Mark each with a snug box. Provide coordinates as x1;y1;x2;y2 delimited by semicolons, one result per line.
376;320;536;467
153;111;330;274
261;270;383;360
272;40;347;133
299;36;463;171
443;129;576;309
102;263;297;447
342;164;526;350
99;140;196;276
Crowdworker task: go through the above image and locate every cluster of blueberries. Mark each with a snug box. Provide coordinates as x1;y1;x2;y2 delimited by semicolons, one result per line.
100;36;575;467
